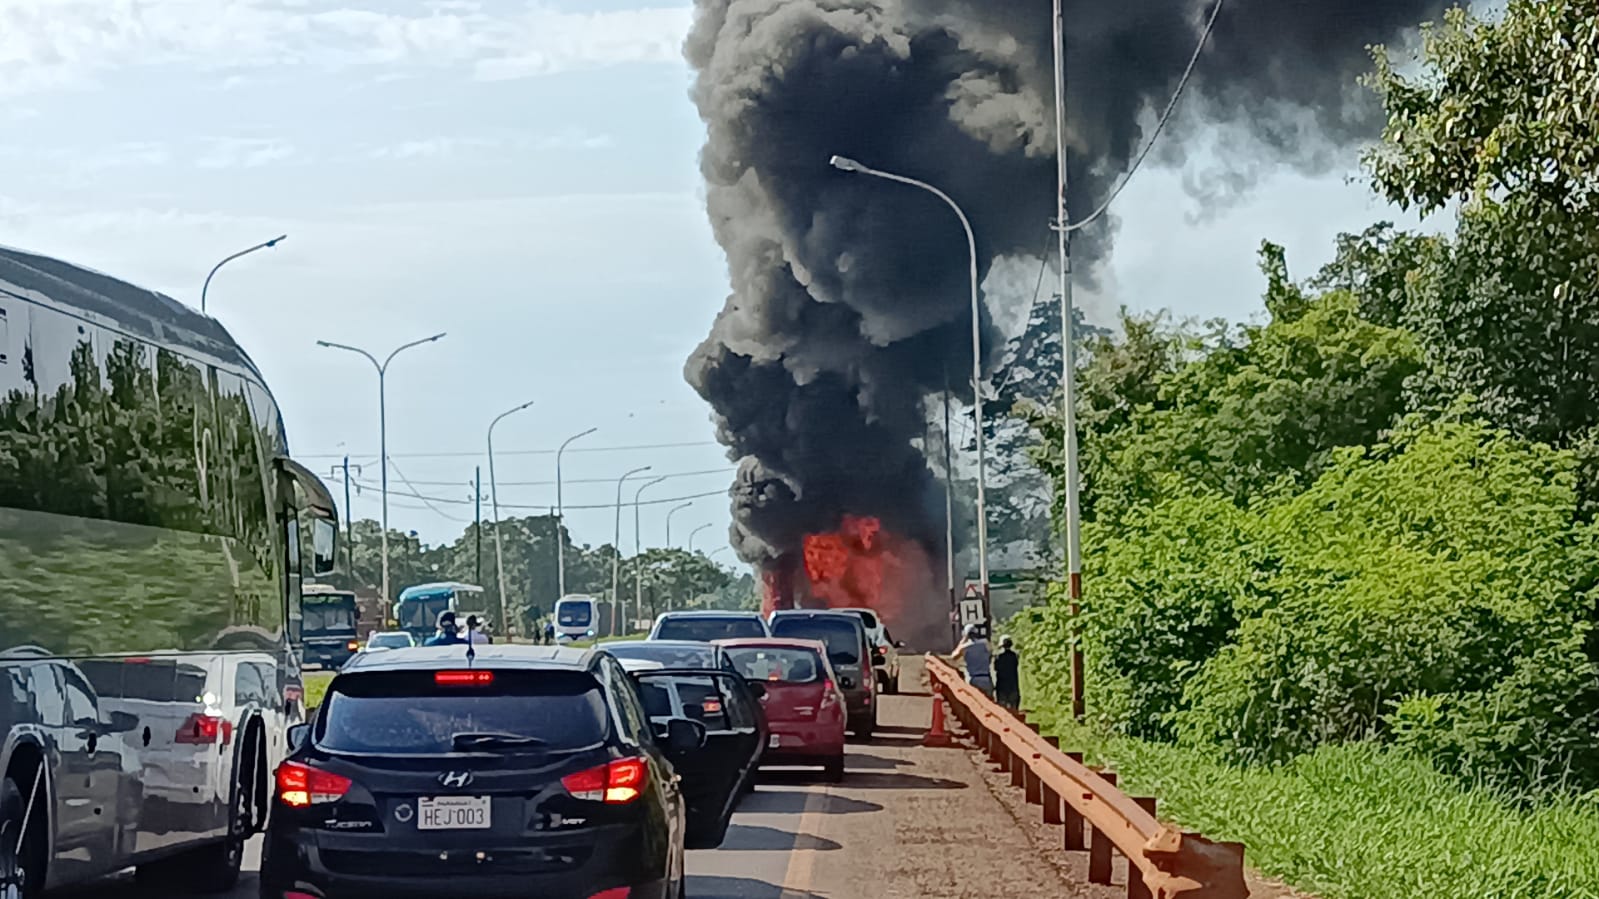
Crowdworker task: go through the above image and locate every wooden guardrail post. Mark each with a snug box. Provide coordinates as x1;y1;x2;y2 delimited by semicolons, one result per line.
1128;797;1158;899
1063;751;1086;850
1088;771;1119;884
1024;755;1043;805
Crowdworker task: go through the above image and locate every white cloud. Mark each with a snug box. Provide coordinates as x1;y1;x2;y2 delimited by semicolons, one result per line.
527;128;614;151
0;0;694;97
196;137;298;169
368;137;497;160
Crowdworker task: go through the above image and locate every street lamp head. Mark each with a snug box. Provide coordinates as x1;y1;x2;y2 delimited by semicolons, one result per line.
829;155;865;173
264;235;287;248
425;332;447;343
315;340;333;348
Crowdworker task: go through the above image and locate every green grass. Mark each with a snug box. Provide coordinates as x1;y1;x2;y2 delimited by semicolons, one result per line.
304;671;334;710
567;632;648;649
1022;694;1599;899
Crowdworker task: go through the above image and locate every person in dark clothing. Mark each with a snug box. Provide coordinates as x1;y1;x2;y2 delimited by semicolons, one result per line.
424;610;465;647
994;635;1021;710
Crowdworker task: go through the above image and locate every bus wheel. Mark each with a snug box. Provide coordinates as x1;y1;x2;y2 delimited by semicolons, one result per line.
0;774;44;899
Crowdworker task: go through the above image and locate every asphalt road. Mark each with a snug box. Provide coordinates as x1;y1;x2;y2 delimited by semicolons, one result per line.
60;658;1082;899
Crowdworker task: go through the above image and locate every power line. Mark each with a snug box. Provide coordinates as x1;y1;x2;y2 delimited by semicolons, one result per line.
339;483;730;512
387;458;470;523
1064;0;1224;233
296;440;721;461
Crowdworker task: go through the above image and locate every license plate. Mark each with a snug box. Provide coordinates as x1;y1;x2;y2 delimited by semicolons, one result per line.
768;733;782;749
417;795;491;830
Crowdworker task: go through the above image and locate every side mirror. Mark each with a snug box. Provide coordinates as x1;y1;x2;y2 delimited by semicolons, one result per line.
744;680;768;700
839;676;856;690
108;711;140;734
311;517;337;576
666;718;707;753
287;723;310;751
894;640;907;649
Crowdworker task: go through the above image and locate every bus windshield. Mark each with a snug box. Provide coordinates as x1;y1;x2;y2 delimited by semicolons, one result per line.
399;596;451;630
557;602;593;627
304;600;356;634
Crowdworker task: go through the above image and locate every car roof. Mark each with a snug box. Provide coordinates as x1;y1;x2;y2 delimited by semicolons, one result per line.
606;640;722;653
654;610;765;619
715;637;828;652
769;609;866;623
338;644;595;674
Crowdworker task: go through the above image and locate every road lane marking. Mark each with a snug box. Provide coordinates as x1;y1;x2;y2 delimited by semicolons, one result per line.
778;781;828;895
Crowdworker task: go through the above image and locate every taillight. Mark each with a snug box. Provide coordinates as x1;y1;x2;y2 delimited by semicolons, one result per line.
562;758;647;804
276;761;352;808
588;889;631;899
701;698;723;715
436;670;495;686
821;680;840;707
176;713;233;745
346;640;360;651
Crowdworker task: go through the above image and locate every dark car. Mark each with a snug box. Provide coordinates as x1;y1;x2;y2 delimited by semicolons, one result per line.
647;611;770;642
259;645;704;899
767;611;877;738
612;652;767;850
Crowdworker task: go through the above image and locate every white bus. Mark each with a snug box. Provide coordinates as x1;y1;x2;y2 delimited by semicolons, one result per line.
553;594;616;642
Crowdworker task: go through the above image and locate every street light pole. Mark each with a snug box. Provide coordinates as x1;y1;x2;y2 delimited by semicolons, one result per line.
201;235;286;314
317;332;446;621
612;466;653;635
688;524;712;554
830;154;991;625
665;502;693;549
555;427;598;598
488;399;536;637
634;476;668;625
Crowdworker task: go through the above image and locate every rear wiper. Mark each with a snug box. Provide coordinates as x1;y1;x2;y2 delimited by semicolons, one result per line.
451;732;549;751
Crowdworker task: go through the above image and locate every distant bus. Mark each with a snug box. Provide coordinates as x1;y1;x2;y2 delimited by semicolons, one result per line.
394;582;484;643
0;247;339;894
554;594;616;642
300;584;359;669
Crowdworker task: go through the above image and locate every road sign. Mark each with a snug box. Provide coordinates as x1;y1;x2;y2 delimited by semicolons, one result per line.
959;598;986;627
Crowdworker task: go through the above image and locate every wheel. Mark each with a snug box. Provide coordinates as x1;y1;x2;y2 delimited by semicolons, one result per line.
883;669;899;695
824;756;845;784
672;839;687;899
850;715;876;740
0;773;45;899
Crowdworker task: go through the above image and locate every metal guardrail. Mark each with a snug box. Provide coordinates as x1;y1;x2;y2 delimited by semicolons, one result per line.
924;655;1249;899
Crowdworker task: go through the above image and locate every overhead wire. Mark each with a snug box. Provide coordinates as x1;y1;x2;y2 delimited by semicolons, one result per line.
295;440;721;461
1063;0;1224;234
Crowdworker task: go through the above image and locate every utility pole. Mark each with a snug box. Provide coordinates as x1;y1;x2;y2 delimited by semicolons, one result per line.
341;457;354;578
473;466;483;589
943;375;957;645
1053;0;1086;721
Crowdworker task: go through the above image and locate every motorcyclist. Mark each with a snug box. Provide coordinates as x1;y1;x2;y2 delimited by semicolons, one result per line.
424;610;465;646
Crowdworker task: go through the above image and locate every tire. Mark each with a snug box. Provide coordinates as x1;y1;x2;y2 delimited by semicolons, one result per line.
851;715;876;740
884;669;899;695
672;839;687;899
0;774;45;899
824;756;845;784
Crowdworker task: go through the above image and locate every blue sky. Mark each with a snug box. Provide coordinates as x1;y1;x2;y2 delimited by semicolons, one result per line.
0;0;1441;562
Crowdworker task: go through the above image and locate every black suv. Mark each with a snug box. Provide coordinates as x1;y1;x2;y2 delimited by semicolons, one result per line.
259;645;705;899
767;610;877;738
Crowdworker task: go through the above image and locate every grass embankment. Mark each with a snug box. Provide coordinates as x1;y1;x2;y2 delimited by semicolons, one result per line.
1022;676;1599;899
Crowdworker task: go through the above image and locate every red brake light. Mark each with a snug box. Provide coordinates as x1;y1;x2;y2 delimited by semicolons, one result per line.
435;670;494;687
176;713;232;745
821;680;840;707
562;757;648;804
276;761;352;808
346;640;360;651
588;889;631;899
701;698;723;715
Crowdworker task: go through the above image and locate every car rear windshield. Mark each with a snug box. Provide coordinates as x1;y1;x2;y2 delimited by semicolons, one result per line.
769;618;863;666
852;610;879;631
606;643;718;669
724;647;823;684
368;634;412;649
318;670;608;754
653;616;765;641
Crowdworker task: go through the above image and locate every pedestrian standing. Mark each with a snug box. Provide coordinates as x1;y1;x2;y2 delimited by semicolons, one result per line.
994;635;1020;710
952;623;994;698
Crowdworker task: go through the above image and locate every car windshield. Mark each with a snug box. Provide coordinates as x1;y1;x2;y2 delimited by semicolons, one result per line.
557;603;593;626
769;617;862;666
725;647;823;684
606;643;718;668
318;670;608;754
653;616;765;641
368;633;412;649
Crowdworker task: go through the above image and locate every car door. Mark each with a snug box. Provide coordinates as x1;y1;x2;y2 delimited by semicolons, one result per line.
631;670;756;850
57;664;124;878
600;659;683;862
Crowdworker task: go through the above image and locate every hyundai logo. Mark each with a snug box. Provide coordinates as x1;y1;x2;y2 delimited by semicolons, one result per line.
438;770;474;789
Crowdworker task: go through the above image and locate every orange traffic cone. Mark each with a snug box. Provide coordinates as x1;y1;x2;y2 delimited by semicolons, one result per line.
924;687;954;747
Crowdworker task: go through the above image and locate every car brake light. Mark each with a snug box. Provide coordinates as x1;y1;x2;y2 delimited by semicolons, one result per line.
346;640;360;651
276;761;352;808
821;681;840;707
435;670;494;686
701;698;723;715
588;889;631;899
562;757;647;804
176;713;233;745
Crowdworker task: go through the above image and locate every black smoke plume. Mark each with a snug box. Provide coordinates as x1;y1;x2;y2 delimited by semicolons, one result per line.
684;0;1452;567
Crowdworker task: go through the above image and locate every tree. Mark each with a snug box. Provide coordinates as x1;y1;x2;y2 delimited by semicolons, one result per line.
1365;1;1599;452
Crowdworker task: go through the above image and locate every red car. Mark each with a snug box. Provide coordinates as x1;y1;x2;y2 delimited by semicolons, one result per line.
717;638;848;782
